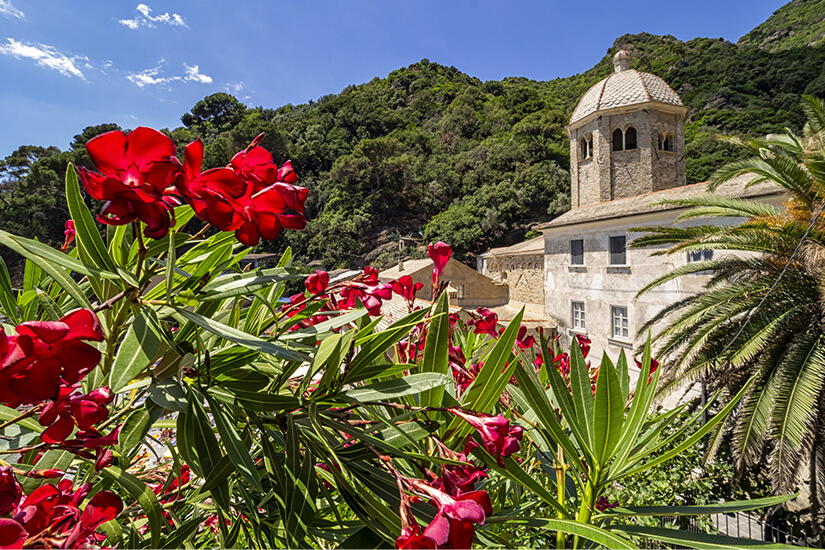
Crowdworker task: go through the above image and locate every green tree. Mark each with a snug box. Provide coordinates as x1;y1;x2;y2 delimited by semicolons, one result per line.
631;96;825;539
181;93;248;134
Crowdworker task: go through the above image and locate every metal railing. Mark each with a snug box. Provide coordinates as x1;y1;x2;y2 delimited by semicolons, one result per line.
637;512;808;548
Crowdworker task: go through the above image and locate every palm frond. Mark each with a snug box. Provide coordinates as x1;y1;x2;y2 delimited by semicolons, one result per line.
709;156;811;203
665;195;783;221
770;332;825;494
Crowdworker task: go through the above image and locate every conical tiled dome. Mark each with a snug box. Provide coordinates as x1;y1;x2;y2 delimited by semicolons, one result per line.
570;51;683;125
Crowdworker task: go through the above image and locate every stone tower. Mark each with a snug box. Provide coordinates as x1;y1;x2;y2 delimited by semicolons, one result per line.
566;50;689;208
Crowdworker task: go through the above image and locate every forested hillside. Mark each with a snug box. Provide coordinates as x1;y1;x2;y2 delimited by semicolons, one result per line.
2;0;825;276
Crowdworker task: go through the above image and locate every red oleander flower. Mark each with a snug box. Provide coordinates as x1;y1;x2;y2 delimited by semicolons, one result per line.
427;241;452;288
338;268;392;316
77;127;185;238
0;519;26;550
450;410;523;466
516;325;535;349
6;480;122;549
0;466;22;516
437;462;488;497
634;356;660;383
397;493;439;550
60;220;76;252
62;490;123;549
412;481;493;549
0;309;104;406
305;270;330;295
396;524;437;549
38;386;113;445
595;496;619;511
392;275;423;302
181;138;308;247
575;334;591;358
469;307;498;338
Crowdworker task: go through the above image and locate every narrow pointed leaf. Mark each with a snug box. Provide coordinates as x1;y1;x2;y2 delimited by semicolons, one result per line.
66;165;117;273
593;352;624;466
110;308;163;392
101;465;163;549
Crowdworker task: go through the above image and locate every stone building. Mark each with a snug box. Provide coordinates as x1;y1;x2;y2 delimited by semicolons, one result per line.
484;50;785;361
477;236;544;305
379;257;508;309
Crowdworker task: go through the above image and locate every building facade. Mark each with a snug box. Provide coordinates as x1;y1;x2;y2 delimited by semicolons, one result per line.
482;50;784;362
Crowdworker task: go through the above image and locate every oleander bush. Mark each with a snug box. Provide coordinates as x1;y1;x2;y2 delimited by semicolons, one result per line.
0;128;798;549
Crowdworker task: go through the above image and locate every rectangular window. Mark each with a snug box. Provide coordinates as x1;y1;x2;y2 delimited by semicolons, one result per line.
570;239;584;265
456;284;465;299
609;235;626;265
688;249;713;263
572;301;585;330
611;306;629;340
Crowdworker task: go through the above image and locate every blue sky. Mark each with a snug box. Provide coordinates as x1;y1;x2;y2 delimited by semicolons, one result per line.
0;0;786;159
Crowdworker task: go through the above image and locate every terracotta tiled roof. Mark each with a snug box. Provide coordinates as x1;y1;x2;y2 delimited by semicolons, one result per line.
535;175;784;230
570;69;683;124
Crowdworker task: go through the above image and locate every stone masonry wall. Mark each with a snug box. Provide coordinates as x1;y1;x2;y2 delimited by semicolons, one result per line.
569;106;686;206
483;254;544;304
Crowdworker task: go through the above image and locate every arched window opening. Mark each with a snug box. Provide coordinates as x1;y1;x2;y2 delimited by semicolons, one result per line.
612;128;623;152
625;127;637;150
586;137;592;158
580;138;588;159
658;133;664;150
664;134;673;152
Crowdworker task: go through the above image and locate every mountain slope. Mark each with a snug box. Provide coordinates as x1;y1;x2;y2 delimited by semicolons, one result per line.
2;1;825;274
739;0;825;51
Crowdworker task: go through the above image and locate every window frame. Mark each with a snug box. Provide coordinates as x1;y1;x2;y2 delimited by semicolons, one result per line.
570;239;584;266
611;305;629;340
609;235;627;266
571;301;586;331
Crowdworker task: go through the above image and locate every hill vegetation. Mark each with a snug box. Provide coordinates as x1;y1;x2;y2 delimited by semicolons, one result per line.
2;0;825;276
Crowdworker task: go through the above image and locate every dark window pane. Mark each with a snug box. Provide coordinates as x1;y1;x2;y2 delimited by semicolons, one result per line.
612;128;623;151
625;127;637;149
609;235;626;265
688;249;713;262
570;239;584;265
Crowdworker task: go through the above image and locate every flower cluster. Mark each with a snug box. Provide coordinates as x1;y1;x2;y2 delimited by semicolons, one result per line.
397;436;493;549
467;307;498;339
77;128;308;245
0;468;122;549
38;386;117;470
0;310;105;406
451;410;523;466
0;309;120;472
282;266;396;326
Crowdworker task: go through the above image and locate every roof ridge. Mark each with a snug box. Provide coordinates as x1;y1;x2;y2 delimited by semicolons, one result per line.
635;70;651;101
595;74;609;112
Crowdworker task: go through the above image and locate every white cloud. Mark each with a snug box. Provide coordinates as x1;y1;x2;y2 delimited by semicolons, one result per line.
126;65;168;87
184;64;211;84
0;38;86;79
127;61;212;88
0;0;24;21
226;81;245;94
119;4;187;29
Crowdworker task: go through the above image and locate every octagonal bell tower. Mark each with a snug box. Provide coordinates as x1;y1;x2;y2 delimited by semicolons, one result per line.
567;50;689;207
